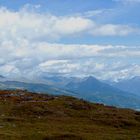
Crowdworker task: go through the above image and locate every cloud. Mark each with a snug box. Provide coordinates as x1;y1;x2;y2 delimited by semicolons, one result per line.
74;9;107;18
0;5;138;43
99;46;140;57
0;5;139;80
101;64;140;81
90;24;137;36
34;58;140;81
0;38;140;80
0;6;92;41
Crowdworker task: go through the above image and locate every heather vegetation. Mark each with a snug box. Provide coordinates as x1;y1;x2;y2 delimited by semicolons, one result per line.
0;90;139;140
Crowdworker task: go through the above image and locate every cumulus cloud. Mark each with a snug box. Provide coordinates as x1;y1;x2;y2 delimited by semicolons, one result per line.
0;38;140;80
0;5;138;43
0;6;92;41
0;5;139;80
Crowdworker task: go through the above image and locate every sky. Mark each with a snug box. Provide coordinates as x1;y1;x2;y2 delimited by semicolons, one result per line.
0;0;140;81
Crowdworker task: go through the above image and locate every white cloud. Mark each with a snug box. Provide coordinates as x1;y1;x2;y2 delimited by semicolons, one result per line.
0;32;140;79
101;64;140;81
0;7;93;41
0;6;137;43
0;38;139;80
0;6;139;80
74;9;106;18
91;24;136;36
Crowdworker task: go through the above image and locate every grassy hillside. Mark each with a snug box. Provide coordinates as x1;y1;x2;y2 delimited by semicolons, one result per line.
0;90;139;140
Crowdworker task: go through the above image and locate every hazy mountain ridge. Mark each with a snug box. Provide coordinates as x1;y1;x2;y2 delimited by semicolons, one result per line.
0;75;140;110
66;76;140;110
112;76;140;96
0;80;76;97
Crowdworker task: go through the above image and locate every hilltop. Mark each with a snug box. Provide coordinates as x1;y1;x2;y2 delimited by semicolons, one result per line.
0;90;139;140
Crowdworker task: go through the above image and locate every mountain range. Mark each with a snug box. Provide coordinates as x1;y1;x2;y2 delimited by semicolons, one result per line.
0;75;140;110
112;76;140;96
65;76;140;110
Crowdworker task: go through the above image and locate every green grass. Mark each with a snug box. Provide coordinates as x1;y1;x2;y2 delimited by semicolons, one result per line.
0;90;139;140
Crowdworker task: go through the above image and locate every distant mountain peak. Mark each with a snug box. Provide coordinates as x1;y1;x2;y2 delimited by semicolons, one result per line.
85;76;99;82
87;76;96;80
